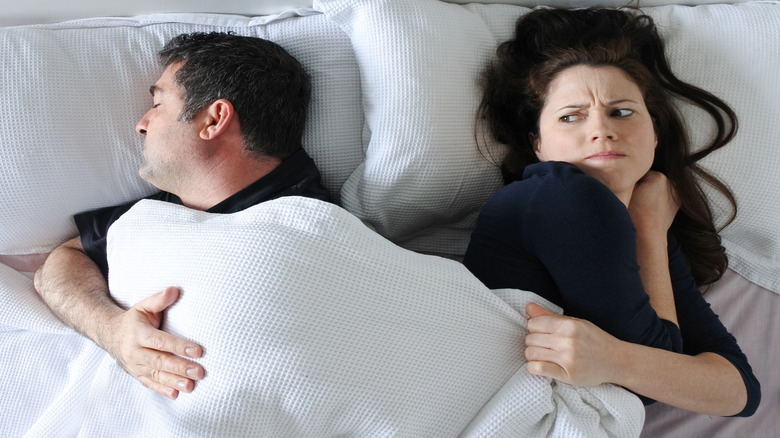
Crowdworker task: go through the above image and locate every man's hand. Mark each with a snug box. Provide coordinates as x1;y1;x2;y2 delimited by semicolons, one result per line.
102;287;205;400
35;238;206;400
524;302;621;387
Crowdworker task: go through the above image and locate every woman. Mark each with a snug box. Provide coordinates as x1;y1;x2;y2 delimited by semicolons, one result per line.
463;8;760;417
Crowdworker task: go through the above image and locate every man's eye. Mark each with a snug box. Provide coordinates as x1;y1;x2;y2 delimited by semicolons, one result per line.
560;114;581;123
612;108;634;117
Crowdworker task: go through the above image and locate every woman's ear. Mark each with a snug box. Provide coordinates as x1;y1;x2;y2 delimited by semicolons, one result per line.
652;117;659;149
199;99;235;141
529;132;543;161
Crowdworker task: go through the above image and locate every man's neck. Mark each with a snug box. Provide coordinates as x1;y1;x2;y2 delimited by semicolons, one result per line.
177;153;282;211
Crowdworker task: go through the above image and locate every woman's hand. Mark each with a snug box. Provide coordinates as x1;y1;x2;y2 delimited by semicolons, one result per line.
524;302;748;416
524;302;621;387
628;170;680;236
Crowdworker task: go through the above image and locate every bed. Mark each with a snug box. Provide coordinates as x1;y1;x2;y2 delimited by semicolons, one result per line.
1;0;777;436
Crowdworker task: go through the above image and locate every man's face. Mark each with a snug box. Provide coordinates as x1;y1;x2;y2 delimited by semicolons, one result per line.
135;62;202;193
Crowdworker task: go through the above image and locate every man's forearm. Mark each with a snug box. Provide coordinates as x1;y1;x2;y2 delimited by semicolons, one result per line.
34;237;121;351
34;236;206;399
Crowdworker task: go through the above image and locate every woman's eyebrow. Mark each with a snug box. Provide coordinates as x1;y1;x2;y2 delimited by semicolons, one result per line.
555;104;587;112
555;99;639;112
606;99;640;106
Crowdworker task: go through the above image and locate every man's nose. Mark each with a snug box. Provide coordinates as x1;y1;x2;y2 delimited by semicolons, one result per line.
135;112;149;135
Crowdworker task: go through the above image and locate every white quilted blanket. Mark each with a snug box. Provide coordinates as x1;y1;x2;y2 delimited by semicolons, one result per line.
0;198;644;436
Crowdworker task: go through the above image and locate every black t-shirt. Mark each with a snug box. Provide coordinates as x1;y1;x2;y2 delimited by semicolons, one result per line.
75;148;329;278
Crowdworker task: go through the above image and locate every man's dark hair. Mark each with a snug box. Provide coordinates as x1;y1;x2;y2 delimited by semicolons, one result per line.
159;32;311;159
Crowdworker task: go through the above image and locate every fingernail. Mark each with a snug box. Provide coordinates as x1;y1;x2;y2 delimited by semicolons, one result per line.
185;347;198;357
186;367;200;379
177;380;189;391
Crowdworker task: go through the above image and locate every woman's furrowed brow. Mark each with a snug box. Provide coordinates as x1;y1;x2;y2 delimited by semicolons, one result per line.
555;99;639;112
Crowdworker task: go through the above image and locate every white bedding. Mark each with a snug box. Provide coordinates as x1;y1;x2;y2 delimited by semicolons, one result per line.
1;1;778;436
1;198;644;436
2;1;778;289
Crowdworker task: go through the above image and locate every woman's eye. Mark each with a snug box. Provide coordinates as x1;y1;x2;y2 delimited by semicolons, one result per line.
612;108;634;117
559;114;581;123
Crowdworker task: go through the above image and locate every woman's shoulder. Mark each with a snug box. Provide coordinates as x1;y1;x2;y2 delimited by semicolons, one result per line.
522;161;600;185
484;161;625;223
499;161;611;200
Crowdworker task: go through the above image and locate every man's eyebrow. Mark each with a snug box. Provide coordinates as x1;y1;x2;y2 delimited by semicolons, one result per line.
149;85;161;96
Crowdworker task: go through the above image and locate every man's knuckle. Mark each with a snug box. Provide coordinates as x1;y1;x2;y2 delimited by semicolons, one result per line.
150;352;166;370
148;334;166;351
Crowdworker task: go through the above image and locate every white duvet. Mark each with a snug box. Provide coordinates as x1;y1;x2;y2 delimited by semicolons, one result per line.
1;198;643;436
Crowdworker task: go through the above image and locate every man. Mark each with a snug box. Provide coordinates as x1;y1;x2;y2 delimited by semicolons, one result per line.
34;32;329;400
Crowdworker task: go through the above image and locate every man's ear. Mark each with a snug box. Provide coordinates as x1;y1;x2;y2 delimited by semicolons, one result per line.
199;99;235;141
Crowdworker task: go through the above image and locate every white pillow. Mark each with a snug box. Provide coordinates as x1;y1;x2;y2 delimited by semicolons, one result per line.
317;0;508;258
442;0;756;7
317;0;780;293
0;10;363;255
644;2;780;293
94;197;643;437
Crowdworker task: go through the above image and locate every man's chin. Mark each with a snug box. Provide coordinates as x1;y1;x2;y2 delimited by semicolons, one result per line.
138;165;155;185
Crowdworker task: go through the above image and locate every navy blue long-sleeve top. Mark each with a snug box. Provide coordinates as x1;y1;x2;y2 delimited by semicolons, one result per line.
463;161;760;416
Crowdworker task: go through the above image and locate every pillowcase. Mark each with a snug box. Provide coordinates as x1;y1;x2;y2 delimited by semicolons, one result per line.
317;0;508;258
0;10;363;255
318;0;780;293
443;0;758;7
643;2;780;293
93;197;643;436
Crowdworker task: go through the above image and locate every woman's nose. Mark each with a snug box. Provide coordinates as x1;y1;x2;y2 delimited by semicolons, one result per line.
589;114;617;142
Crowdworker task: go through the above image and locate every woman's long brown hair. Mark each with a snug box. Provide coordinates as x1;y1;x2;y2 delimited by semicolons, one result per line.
477;8;737;286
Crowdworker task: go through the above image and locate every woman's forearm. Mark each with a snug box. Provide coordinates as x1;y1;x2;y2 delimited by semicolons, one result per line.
526;303;748;416
611;339;747;416
635;231;678;326
629;171;680;326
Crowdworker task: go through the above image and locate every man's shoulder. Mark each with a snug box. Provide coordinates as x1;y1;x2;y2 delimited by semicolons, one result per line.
272;148;330;202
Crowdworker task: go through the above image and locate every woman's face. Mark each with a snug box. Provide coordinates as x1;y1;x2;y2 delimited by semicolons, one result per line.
534;65;657;205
